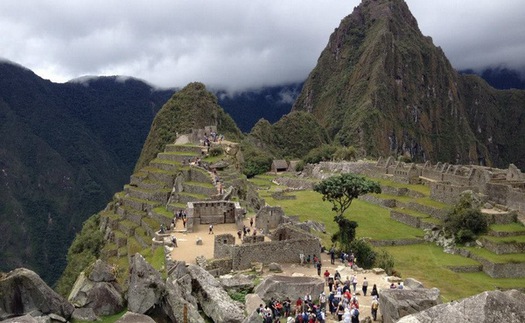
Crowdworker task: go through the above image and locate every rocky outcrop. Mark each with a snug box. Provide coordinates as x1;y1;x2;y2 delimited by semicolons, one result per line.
127;254;166;314
404;278;424;290
115;311;156;323
380;287;442;323
254;275;324;302
68;260;125;316
72;308;99;322
398;289;525;323
162;277;206;323
219;273;255;293
187;264;245;323
0;268;74;321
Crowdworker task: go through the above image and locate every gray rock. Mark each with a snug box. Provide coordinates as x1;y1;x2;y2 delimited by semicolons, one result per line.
47;313;67;322
404;278;424;289
68;270;124;316
114;311;156;323
268;263;283;273
242;310;264;323
244;293;265;315
88;259;116;282
1;314;39;323
397;289;525;323
372;268;385;275
196;237;203;245
220;274;255;293
254;275;324;302
161;277;206;323
187;264;245;323
127;253;166;314
380;287;442;323
0;268;74;321
72;308;99;321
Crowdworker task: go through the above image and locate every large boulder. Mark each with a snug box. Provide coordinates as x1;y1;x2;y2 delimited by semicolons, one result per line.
254;275;324;302
88;259;117;282
187;264;245;323
398;289;525;323
219;273;255;293
68;269;125;316
404;278;424;290
0;268;74;321
380;288;442;323
161;277;206;323
114;311;156;323
127;253;166;314
72;307;99;322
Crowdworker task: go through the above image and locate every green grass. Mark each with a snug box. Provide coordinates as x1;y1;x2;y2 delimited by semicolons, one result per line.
372;177;430;195
143;246;166;278
392;207;431;218
465;247;525;263
153;206;174;220
414;197;450;209
263;190;423;247
185;181;215;188
73;310;126;323
483;235;525;243
490;223;525;233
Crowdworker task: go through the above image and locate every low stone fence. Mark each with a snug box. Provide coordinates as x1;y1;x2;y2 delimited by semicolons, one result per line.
406;202;448;220
446;265;482;273
380;186;425;198
390;211;421;228
359;195;397;208
369;238;424;247
480;237;525;255
458;248;525;278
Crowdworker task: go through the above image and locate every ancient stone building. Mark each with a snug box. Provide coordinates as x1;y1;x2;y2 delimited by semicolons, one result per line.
186;201;245;232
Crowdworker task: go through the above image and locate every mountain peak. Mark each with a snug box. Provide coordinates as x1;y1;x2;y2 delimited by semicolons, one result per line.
292;0;525;168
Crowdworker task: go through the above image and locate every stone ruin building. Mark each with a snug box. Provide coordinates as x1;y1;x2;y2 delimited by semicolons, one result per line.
373;156;525;213
210;223;321;275
185;200;245;232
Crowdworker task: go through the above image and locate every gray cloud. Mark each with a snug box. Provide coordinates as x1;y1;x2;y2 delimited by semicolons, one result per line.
1;0;524;92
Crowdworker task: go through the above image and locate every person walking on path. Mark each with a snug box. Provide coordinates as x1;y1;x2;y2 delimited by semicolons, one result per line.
362;277;369;296
209;224;214;234
371;296;379;321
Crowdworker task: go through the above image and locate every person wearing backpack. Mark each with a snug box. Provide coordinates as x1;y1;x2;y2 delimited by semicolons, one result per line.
371;295;379;321
350;307;359;323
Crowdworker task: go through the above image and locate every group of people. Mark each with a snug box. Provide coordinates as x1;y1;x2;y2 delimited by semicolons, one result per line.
172;210;188;229
256;294;327;323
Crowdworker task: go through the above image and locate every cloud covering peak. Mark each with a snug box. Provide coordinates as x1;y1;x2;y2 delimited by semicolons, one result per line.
1;0;524;92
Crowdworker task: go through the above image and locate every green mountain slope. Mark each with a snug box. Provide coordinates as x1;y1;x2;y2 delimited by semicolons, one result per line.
135;82;242;171
292;0;525;168
0;62;173;284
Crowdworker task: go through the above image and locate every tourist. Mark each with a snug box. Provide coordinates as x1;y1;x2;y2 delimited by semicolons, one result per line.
316;260;322;276
397;282;404;289
283;297;291;317
350;307;359;323
334;270;341;282
237;230;242;239
306;254;311;266
371;296;379;321
371;284;379;299
329;247;335;264
250;217;253;227
328;291;336;316
295;297;303;315
171;236;177;247
390;283;396;289
336;302;345;321
362;277;369;296
319;292;327;312
323;269;330;285
209;224;214;234
352;275;358;293
328;275;334;292
299;253;305;265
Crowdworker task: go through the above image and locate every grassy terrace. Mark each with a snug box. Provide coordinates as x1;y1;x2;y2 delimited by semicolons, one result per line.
185;181;215;188
153;206;173;220
465;246;525;263
483;235;525;243
248;172;525;302
489;223;525;233
383;243;525;301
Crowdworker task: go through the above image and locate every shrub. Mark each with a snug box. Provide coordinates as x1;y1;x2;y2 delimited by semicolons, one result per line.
333;146;357;161
349;239;376;269
243;154;272;178
444;192;488;243
209;146;224;157
303;145;338;164
375;249;395;275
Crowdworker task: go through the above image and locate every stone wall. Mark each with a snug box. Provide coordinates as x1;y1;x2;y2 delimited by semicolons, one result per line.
480;237;525;255
359;195;397;208
186;201;244;232
214;234;236;259
429;182;477;204
506;188;525;213
230;238;321;270
255;206;286;232
390;211;422;228
459;248;525;278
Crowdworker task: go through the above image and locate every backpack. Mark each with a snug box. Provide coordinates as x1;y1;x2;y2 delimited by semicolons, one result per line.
372;302;379;310
316;310;323;320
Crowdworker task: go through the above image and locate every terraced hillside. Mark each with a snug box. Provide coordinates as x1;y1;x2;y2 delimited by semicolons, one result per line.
96;140;245;284
248;172;525;300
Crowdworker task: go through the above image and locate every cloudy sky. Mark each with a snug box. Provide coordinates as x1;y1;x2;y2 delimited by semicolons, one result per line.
1;0;524;92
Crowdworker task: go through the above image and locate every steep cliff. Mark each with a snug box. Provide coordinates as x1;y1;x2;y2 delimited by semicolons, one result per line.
292;0;525;168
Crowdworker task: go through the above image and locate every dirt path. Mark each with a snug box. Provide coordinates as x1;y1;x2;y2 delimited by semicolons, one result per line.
169;219;389;321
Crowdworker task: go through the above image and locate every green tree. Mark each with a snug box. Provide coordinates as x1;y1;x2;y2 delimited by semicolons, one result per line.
444;191;488;243
314;173;381;249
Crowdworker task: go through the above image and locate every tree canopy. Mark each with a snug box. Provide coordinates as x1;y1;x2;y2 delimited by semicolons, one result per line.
314;173;381;219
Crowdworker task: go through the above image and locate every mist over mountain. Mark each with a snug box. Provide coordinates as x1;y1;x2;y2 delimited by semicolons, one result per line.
460;67;525;90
